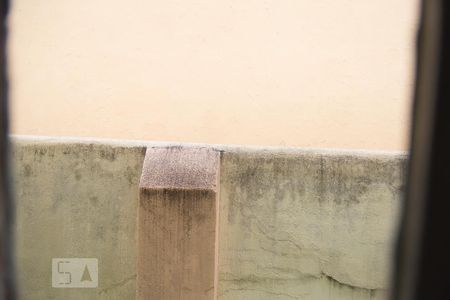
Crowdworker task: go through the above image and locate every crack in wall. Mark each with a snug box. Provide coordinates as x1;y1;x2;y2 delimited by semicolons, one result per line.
221;272;383;295
320;272;381;293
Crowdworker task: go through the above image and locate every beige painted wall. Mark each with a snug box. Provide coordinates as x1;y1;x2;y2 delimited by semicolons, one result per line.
8;0;418;150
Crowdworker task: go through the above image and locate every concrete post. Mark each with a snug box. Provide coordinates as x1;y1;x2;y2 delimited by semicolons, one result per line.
137;146;220;300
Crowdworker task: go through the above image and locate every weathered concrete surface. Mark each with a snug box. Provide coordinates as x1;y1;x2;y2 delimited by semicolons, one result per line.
137;147;220;300
11;137;146;299
218;149;407;300
10;136;407;300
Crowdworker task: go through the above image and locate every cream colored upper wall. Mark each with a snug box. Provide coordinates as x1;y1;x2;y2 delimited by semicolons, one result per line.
8;0;418;150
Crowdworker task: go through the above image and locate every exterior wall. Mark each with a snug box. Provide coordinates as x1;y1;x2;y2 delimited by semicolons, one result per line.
8;0;417;150
218;150;407;299
12;137;146;299
11;136;407;299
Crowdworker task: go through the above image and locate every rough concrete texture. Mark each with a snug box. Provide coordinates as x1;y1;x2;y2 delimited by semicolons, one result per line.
140;146;220;190
218;149;407;300
11;136;407;300
11;137;146;299
137;147;220;300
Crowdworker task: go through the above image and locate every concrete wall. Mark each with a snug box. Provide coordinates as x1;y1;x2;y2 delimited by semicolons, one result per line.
12;137;146;299
11;136;407;299
218;150;406;299
8;0;417;150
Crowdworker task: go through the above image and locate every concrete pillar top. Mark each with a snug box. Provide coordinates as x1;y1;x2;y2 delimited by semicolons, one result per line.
139;146;220;191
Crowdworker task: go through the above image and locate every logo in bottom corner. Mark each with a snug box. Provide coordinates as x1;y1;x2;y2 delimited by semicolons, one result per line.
52;258;98;288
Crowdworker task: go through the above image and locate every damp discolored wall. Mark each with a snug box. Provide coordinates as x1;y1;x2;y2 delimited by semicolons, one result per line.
218;149;407;299
11;136;406;299
12;137;146;299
